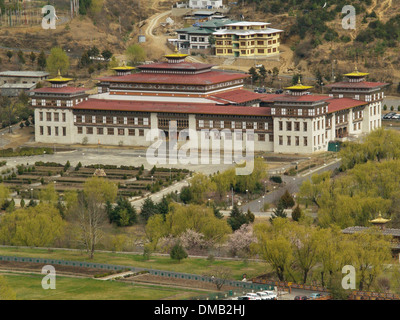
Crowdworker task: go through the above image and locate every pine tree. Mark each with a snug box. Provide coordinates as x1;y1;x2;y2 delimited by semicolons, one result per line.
270;203;287;222
292;205;302;222
170;243;188;263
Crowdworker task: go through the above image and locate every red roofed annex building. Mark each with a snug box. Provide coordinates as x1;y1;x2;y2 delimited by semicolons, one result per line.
31;52;388;154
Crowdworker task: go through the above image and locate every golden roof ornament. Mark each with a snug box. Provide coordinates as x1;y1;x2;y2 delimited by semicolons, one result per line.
369;212;391;225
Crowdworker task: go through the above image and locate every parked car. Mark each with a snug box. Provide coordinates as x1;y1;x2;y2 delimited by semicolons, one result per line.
309;293;322;299
256;292;270;300
275;89;284;94
237;296;251;300
294;295;308;300
383;112;396;119
262;290;277;300
245;293;262;300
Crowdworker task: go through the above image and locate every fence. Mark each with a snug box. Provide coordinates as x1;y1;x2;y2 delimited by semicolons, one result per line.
0;255;273;293
252;277;328;293
349;291;400;300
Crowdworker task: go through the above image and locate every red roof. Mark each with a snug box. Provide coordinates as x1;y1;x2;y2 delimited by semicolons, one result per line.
325;81;388;89
261;94;332;103
327;98;367;113
138;62;214;71
74;99;271;116
210;89;264;104
97;71;249;86
31;86;87;94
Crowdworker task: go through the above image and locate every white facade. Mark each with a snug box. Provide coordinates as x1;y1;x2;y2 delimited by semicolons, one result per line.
189;0;223;9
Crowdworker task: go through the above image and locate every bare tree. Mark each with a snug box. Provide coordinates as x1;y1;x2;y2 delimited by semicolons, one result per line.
74;192;107;259
208;266;233;291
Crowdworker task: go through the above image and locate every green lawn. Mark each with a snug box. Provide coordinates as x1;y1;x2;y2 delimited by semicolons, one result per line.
2;272;209;300
0;247;269;280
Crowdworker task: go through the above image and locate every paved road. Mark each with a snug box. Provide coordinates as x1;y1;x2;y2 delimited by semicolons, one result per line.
240;159;342;214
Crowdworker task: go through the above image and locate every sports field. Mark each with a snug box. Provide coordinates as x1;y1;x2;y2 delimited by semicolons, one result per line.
1;272;209;300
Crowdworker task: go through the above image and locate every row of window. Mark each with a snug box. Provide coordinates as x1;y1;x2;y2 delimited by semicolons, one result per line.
279;136;308;147
198;120;269;130
271;106;327;117
39;126;67;136
278;134;325;147
32;98;85;107
278;121;307;132
75;115;150;126
77;127;145;137
39;112;67;122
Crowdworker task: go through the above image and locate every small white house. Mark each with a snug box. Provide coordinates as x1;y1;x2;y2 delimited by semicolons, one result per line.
189;0;223;9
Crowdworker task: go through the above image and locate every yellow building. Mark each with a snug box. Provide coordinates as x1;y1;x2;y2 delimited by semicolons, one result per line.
213;22;283;58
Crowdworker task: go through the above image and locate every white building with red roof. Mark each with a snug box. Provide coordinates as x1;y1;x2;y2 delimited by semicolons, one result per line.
31;55;388;155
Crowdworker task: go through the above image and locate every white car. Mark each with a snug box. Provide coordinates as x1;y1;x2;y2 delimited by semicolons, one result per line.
245;293;262;300
256;292;270;300
262;290;277;300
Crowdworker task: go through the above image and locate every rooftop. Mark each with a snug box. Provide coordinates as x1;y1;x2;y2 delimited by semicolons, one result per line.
325;81;389;89
74;99;271;117
31;86;87;94
90;92;219;104
342;226;400;238
213;28;283;36
210;89;265;104
226;22;271;27
327;98;368;113
0;71;49;78
97;71;248;86
0;83;36;89
176;26;215;34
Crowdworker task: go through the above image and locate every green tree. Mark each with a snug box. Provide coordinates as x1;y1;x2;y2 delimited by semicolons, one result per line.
29;52;36;64
46;47;70;76
6;51;13;62
145;214;168;250
38;184;58;206
140;197;158;222
270;203;287;222
107;196;137;226
228;204;250;231
126;44;146;65
0;184;10;209
37;51;47;70
170;243;188;262
349;229;392;291
254;218;295;281
0;204;65;247
291;205;302;221
17;50;25;65
189;173;216;204
102;49;113;61
165;203;231;244
279;190;295;209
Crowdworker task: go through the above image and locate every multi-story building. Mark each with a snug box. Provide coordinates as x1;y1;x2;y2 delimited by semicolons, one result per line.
32;71;89;145
188;0;223;9
0;71;49;97
325;68;387;133
32;53;387;155
213;22;283;58
175;19;235;51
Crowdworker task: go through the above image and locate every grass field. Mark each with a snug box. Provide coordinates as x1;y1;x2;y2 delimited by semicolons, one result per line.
1;272;210;300
0;247;270;280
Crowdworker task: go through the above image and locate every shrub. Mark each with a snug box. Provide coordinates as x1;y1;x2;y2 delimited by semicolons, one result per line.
270;176;282;184
170;243;188;262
